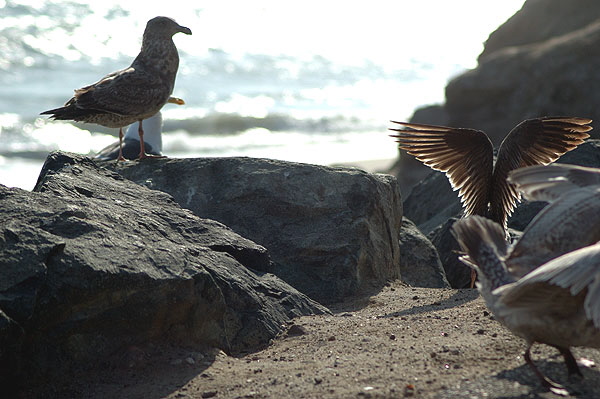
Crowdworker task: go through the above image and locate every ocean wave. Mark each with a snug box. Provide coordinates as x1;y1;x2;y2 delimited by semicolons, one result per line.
162;112;385;135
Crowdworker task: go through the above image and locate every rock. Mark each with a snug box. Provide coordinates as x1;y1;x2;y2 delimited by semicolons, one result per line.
445;8;600;145
1;152;327;390
506;201;547;232
403;171;460;235
480;0;600;61
427;218;469;289
0;309;23;391
558;140;600;166
102;156;403;304
399;219;449;288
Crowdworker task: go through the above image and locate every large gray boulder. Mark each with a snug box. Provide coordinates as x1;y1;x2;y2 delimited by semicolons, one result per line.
1;152;327;390
399;219;449;288
103;156;403;303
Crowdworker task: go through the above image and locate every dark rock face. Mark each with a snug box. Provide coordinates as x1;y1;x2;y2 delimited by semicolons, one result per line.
445;4;600;145
480;0;600;61
399;219;449;288
1;152;327;389
427;218;468;289
103;156;403;303
403;171;460;235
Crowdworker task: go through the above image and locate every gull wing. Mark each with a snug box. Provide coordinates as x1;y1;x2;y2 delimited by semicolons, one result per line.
497;243;600;328
72;67;170;116
390;121;494;217
508;163;600;202
488;117;592;229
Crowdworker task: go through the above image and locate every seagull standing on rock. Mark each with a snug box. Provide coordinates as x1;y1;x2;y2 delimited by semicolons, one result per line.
95;97;185;161
41;16;191;161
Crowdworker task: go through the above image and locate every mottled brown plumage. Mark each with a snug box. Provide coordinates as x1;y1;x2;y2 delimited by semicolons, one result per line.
390;117;592;231
41;16;191;160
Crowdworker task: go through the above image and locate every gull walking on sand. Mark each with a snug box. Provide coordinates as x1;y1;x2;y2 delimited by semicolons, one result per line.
503;163;600;277
452;215;600;396
41;16;191;161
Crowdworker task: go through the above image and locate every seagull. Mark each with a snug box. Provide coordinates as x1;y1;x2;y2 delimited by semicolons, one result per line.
41;16;191;161
504;163;600;277
452;215;600;396
508;163;600;202
95;97;184;161
390;117;592;232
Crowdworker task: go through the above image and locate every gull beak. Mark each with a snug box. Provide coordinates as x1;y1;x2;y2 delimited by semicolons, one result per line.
178;25;192;35
168;96;185;105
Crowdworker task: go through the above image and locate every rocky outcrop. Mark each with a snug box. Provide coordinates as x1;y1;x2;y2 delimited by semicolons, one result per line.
102;156;403;303
399;219;449;288
1;152;328;390
479;0;600;61
430;0;600;145
393;0;600;196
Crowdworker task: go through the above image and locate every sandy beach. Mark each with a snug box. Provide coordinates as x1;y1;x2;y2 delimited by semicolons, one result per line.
32;282;600;399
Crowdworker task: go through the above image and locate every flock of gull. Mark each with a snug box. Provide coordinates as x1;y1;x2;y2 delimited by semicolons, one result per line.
40;15;600;397
393;121;600;394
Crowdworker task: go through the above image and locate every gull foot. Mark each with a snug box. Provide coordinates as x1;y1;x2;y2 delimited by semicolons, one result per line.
549;385;570;396
136;153;166;160
577;357;596;368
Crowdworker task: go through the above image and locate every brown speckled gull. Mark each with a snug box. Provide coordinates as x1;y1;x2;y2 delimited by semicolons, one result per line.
389;117;592;232
452;215;600;396
41;16;191;161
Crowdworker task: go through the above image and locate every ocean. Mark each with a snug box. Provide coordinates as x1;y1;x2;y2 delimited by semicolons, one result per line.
0;0;525;190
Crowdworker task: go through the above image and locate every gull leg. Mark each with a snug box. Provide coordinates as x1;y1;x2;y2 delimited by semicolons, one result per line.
136;119;165;160
524;344;569;396
469;269;477;288
117;127;126;162
137;119;147;160
553;346;583;378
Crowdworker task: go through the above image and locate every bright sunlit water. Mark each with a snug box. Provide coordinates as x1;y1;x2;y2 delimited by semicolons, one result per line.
0;0;525;189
